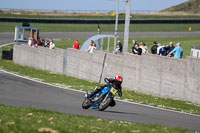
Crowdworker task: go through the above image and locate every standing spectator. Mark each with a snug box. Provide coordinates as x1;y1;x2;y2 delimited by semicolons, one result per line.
131;40;138;54
36;38;41;47
87;40;96;53
139;41;148;53
73;40;81;50
159;45;167;56
157;43;163;54
28;37;32;46
113;40;123;54
31;38;37;47
49;39;55;49
166;42;175;57
151;41;158;54
133;44;142;55
41;39;45;47
167;43;183;58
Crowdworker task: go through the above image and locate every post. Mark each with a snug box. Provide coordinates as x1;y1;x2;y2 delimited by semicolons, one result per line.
123;0;131;53
107;37;110;53
114;0;119;51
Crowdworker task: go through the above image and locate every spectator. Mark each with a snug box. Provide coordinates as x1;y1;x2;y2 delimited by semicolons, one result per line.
131;40;138;54
139;41;148;53
167;42;183;58
133;44;142;55
87;40;96;53
157;43;163;54
113;40;123;54
45;39;50;47
166;42;175;57
31;38;37;47
49;39;55;49
36;38;41;47
159;45;167;56
41;39;45;47
73;40;81;50
151;41;158;54
28;37;32;46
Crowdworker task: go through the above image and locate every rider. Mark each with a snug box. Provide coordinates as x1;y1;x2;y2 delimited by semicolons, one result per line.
87;75;123;101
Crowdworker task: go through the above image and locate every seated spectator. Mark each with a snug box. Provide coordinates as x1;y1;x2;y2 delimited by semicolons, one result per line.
166;42;175;57
167;42;183;58
73;40;81;50
113;40;123;54
133;44;142;55
49;39;55;49
139;41;148;53
87;40;96;53
151;41;158;54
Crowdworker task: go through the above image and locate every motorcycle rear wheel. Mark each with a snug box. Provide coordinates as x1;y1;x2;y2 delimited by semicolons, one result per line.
82;99;91;109
98;97;112;111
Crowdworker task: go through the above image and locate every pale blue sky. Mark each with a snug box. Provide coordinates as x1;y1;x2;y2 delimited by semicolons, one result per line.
1;0;188;11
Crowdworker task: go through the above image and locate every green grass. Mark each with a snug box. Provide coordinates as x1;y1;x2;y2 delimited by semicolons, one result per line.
1;22;200;32
55;37;200;59
1;45;200;115
0;105;192;133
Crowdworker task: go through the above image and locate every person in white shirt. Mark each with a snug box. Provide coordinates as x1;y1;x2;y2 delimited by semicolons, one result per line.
139;41;148;53
49;39;55;49
87;40;96;53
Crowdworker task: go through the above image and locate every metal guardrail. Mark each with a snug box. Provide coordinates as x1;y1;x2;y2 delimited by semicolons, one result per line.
0;18;200;24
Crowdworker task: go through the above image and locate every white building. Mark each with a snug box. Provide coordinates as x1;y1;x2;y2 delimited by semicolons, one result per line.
191;46;200;58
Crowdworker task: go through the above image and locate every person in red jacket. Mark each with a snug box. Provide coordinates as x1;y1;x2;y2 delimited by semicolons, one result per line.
73;40;81;50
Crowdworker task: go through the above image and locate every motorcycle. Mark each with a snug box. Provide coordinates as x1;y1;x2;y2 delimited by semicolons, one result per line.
82;78;118;111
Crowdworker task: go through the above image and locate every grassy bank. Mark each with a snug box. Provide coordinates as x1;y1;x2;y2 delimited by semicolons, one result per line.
1;22;200;32
1;45;200;115
0;105;192;133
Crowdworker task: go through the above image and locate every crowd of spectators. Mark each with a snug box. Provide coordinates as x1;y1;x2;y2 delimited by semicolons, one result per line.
130;40;183;59
28;37;55;49
72;38;183;59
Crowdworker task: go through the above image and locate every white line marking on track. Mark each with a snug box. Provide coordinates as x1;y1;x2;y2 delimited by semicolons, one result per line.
0;42;13;48
1;69;200;117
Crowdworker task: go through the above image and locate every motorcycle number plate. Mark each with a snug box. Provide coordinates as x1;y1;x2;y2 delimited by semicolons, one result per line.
111;88;117;95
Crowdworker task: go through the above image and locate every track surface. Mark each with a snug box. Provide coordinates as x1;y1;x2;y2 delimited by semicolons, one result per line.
1;32;200;45
0;71;200;131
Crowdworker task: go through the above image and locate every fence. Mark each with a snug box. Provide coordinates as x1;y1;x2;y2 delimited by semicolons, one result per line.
13;45;200;105
1;18;200;24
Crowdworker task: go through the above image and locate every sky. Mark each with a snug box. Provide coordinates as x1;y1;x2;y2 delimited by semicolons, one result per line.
1;0;188;12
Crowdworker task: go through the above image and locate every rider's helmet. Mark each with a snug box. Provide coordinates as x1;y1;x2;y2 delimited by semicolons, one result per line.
115;75;123;84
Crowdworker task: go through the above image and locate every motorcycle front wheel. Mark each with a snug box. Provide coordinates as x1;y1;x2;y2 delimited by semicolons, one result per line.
98;97;112;111
82;99;91;109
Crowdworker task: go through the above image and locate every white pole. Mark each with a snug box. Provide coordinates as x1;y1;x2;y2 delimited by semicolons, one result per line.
114;0;119;51
123;0;131;53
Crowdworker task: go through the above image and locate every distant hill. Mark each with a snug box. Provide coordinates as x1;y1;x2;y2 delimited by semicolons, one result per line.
161;0;200;14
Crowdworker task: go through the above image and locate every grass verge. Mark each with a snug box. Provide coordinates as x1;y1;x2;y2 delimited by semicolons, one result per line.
0;105;193;133
0;45;200;115
1;22;200;32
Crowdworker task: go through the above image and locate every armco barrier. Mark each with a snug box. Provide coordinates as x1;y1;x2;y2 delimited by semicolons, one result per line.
1;18;200;24
13;45;200;104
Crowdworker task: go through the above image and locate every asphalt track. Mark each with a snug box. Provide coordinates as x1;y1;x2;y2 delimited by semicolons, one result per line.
0;70;200;131
1;32;200;45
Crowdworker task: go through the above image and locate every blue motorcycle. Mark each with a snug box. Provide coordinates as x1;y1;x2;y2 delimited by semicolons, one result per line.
82;78;118;111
